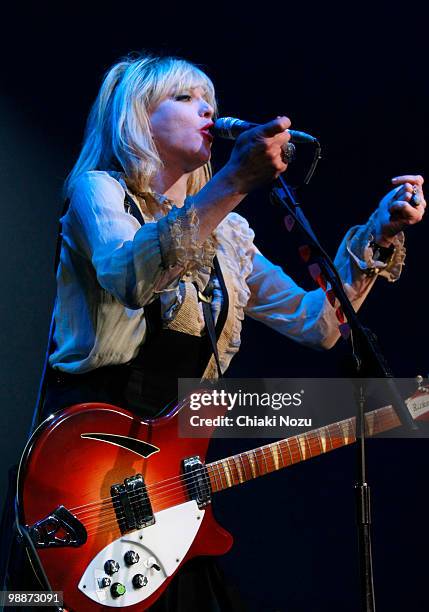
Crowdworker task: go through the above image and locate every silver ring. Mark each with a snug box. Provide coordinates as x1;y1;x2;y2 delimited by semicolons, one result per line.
281;142;296;163
410;185;420;208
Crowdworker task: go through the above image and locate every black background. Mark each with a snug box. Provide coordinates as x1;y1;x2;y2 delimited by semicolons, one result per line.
1;3;428;611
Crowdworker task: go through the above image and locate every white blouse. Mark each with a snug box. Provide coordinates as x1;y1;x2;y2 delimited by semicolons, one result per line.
49;171;405;375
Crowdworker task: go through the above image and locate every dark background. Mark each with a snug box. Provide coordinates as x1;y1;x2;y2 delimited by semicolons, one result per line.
1;3;428;611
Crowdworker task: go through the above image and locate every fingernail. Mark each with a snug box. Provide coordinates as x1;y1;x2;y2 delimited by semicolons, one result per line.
392;177;399;182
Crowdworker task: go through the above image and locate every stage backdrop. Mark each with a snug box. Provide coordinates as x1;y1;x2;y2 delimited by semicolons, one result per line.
1;4;428;611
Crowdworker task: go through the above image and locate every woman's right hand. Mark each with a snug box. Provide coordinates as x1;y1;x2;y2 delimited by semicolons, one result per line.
224;116;292;194
192;116;292;243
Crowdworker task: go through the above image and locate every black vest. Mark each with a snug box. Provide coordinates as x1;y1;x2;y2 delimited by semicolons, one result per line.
44;193;229;418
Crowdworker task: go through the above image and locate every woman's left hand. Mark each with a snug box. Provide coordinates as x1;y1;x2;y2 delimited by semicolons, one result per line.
373;175;426;246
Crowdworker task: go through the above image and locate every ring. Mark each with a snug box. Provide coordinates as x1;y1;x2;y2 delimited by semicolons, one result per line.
410;185;420;208
281;142;296;163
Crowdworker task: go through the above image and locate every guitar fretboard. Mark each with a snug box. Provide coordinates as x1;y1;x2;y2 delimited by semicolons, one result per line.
206;405;401;492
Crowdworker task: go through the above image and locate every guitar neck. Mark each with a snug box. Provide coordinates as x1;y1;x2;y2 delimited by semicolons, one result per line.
206;404;402;493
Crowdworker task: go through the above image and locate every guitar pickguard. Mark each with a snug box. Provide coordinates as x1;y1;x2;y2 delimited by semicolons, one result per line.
78;501;205;607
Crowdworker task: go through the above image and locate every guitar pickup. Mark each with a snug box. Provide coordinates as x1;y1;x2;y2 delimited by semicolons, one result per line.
111;474;154;533
182;456;211;508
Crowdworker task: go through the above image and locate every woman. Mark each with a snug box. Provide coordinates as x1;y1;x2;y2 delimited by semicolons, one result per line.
46;54;424;414
10;53;426;610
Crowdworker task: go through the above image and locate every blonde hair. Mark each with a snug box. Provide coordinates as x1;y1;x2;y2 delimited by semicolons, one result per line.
65;53;217;196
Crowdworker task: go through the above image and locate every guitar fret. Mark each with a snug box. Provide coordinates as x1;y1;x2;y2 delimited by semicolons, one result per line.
304;433;313;458
347;418;357;442
292;437;303;462
233;455;245;484
207;465;219;491
222;459;233;488
297;435;307;460
228;456;240;485
277;442;285;468
245;452;254;479
366;410;375;437
317;427;326;453
269;442;281;470
260;447;269;474
284;440;294;465
326;425;334;450
252;450;260;476
214;461;226;490
333;422;343;447
338;420;351;445
238;453;248;481
203;466;211;495
247;451;257;478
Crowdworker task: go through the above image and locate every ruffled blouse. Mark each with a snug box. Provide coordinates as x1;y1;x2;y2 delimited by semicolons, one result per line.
50;171;404;375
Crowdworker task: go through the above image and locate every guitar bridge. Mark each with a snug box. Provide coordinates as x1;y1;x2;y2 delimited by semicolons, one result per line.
111;474;154;533
182;456;211;508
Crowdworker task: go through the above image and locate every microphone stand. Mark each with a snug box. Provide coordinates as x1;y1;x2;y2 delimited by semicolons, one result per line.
270;175;417;612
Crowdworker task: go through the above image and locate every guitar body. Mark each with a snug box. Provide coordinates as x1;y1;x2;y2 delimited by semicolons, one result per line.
17;401;233;611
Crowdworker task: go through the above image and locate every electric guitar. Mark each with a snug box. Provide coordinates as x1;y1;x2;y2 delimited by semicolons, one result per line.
17;385;429;611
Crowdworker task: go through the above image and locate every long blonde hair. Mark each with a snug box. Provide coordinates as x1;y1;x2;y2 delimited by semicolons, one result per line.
65;53;217;196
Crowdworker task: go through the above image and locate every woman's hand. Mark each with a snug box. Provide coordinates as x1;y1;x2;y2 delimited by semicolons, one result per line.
223;116;292;194
192;116;292;242
373;175;426;246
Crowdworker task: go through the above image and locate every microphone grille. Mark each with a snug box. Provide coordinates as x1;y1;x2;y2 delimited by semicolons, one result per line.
213;117;243;140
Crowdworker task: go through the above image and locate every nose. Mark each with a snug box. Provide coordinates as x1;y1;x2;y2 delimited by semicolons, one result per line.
199;99;214;119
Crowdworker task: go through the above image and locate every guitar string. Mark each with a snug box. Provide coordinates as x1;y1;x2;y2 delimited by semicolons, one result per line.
72;411;395;523
83;416;399;538
69;411;379;514
69;409;391;516
78;415;396;531
80;468;217;527
72;423;356;520
82;431;359;536
77;432;388;530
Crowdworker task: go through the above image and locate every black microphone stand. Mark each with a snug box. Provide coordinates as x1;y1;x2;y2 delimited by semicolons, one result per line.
271;174;417;612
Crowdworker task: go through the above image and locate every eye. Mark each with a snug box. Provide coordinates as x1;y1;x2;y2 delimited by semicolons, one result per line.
174;93;193;102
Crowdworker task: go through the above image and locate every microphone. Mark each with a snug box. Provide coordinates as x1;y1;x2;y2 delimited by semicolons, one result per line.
213;117;318;144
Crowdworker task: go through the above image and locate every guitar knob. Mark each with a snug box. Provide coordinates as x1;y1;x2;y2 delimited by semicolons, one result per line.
104;559;120;575
98;576;111;588
124;550;140;566
110;582;126;598
132;574;148;588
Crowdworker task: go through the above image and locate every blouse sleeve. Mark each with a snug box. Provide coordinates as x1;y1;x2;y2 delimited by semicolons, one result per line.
242;215;405;350
64;171;215;308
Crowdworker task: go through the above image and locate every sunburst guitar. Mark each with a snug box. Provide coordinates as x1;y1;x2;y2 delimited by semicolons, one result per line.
17;386;429;610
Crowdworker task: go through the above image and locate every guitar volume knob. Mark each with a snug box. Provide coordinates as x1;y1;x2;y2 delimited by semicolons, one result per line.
104;559;120;575
124;550;140;566
132;574;148;588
